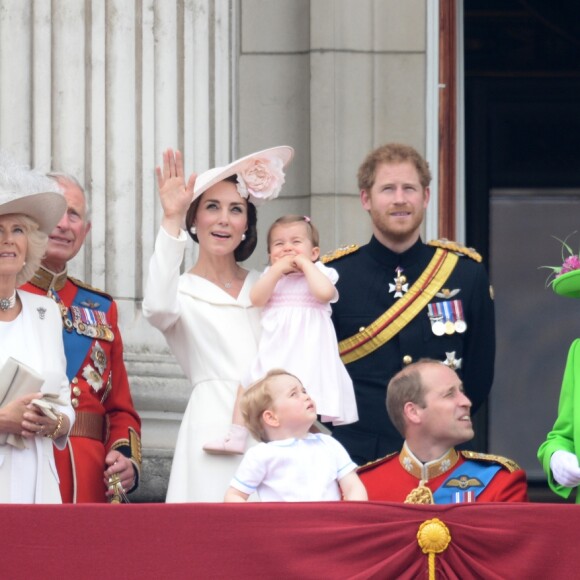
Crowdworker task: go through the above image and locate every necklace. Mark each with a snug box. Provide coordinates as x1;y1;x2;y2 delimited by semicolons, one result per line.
0;290;16;311
198;266;241;289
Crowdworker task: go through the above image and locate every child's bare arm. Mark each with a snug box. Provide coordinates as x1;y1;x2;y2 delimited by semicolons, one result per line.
339;471;368;501
294;255;336;302
250;256;296;306
224;486;250;502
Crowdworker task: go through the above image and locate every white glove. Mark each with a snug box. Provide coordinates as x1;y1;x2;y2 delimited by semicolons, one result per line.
550;450;580;487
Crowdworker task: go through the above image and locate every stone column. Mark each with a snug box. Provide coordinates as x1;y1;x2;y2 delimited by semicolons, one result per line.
0;0;235;501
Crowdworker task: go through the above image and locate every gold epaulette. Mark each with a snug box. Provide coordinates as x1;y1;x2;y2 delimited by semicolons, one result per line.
461;450;521;473
427;239;482;263
69;276;113;300
357;451;398;473
321;244;360;264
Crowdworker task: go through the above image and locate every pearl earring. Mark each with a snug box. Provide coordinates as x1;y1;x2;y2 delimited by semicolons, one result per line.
241;233;246;241
190;226;197;235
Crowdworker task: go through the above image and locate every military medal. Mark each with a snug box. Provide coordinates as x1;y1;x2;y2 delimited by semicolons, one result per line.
443;351;462;370
432;322;445;336
428;303;445;336
389;267;408;298
441;301;456;335
70;304;114;342
50;289;74;331
91;341;107;375
82;363;104;392
452;300;467;333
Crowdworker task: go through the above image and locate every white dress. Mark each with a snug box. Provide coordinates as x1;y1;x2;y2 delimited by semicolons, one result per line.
243;262;358;425
0;291;74;503
143;227;262;502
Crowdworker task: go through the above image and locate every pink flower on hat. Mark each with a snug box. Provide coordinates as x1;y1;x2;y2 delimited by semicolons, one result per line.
560;255;580;276
236;156;285;206
541;232;580;287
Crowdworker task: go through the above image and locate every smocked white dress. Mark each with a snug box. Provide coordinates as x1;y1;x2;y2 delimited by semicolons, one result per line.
242;262;358;426
143;227;261;502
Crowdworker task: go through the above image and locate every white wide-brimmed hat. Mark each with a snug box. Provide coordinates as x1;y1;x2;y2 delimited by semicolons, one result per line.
0;153;66;234
193;146;294;207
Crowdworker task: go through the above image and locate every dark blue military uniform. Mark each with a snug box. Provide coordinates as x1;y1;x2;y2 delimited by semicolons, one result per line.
326;236;495;465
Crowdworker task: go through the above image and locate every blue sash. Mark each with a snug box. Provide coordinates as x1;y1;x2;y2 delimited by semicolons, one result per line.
432;460;501;504
61;287;112;382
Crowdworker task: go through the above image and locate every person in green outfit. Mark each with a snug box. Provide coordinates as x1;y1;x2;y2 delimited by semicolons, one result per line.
538;265;580;502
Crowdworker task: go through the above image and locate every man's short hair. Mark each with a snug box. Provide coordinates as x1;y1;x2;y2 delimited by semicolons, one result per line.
241;369;301;443
386;358;442;436
47;172;91;221
357;143;432;192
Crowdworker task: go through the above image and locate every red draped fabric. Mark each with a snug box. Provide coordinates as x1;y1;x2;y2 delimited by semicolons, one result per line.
2;502;575;579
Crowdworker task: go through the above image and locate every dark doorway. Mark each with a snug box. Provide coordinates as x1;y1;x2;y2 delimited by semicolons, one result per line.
464;0;580;501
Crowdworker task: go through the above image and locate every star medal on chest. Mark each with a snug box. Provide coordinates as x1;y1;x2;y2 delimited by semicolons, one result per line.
90;341;107;376
389;267;409;298
82;342;108;392
82;363;103;392
443;351;462;370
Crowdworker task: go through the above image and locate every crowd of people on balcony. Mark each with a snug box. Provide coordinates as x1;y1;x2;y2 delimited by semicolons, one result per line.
0;141;576;504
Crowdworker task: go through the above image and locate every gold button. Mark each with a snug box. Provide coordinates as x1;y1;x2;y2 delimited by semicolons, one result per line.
72;386;81;396
72;377;78;384
403;355;413;365
72;398;79;408
359;326;365;332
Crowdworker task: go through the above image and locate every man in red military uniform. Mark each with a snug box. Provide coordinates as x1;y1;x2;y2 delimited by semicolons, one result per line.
22;173;141;503
359;359;527;503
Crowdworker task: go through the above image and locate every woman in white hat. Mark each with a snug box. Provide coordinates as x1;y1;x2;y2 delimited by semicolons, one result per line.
143;146;293;502
0;152;75;503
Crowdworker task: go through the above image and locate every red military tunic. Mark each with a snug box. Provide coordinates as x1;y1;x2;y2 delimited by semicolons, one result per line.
359;444;528;503
23;267;141;503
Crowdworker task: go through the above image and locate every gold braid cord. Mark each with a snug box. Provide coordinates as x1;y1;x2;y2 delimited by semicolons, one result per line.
404;484;435;504
338;249;458;364
427;239;482;262
417;518;452;580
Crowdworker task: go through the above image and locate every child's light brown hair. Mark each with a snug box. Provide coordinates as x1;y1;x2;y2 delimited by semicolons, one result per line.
266;214;320;251
241;368;302;442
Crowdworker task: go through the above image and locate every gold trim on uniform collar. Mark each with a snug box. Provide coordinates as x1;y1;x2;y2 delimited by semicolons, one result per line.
30;265;68;292
399;442;459;482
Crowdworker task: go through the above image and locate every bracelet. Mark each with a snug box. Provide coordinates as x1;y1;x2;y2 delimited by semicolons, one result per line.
46;414;64;440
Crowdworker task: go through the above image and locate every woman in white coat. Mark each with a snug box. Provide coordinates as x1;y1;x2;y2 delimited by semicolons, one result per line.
143;146;293;502
0;152;75;503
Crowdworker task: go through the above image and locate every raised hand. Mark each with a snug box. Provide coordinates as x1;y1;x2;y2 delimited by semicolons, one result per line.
156;148;197;236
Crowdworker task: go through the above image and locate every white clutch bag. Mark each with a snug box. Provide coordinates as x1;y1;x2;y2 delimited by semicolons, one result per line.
0;358;45;448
